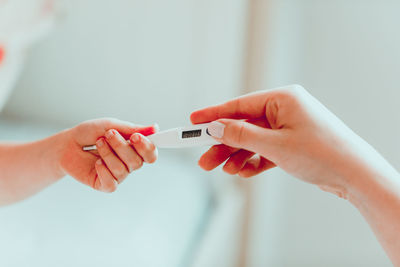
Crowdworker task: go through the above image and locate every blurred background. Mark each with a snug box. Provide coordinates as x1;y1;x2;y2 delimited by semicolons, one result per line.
0;0;399;266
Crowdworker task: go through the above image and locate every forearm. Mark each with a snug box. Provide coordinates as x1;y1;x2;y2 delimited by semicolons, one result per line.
344;148;400;266
0;131;67;206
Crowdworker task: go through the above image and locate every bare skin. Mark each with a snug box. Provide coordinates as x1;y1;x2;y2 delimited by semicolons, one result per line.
0;118;158;206
191;85;400;266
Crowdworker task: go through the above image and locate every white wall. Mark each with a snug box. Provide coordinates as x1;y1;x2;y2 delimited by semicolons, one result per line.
4;0;248;129
247;0;399;266
1;1;250;266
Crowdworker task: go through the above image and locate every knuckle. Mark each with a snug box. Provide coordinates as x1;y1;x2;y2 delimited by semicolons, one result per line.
100;148;113;158
230;121;246;146
278;90;298;102
279;84;305;102
109;138;124;149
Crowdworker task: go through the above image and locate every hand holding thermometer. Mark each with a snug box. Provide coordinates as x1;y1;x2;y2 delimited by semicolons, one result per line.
82;123;220;151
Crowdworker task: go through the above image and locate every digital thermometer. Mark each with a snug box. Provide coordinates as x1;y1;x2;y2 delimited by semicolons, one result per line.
82;123;220;151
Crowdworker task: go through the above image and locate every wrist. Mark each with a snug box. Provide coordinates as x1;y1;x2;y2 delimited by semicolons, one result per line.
347;166;400;209
342;156;400;266
40;129;70;179
315;133;400;206
336;152;400;212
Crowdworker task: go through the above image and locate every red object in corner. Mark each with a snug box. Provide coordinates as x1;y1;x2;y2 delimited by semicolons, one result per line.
0;45;5;65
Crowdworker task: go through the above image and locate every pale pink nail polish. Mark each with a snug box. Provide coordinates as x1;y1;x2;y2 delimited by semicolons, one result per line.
208;121;225;138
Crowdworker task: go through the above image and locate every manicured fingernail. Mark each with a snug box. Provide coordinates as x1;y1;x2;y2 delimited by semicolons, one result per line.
207;121;225;138
131;134;140;143
105;129;115;139
153;123;160;131
96;159;102;165
96;138;104;147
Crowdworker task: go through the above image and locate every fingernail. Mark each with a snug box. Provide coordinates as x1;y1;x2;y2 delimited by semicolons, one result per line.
207;121;225;138
153;123;160;132
127;165;133;173
131;134;140;143
105;129;115;139
96;138;104;147
96;159;102;165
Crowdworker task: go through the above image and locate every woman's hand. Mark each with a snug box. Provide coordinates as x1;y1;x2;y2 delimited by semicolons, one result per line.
59;118;158;192
191;85;391;198
191;85;400;266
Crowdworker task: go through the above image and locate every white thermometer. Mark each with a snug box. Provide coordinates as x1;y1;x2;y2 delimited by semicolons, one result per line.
82;123;220;151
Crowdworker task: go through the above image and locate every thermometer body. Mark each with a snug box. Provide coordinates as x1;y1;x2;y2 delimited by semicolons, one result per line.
83;123;220;151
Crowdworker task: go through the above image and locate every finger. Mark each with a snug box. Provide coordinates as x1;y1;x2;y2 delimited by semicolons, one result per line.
77;119;158;145
198;144;239;171
96;138;129;184
238;156;276;178
195;118;271;172
94;159;118;192
104;119;158;140
105;129;143;173
130;133;158;164
206;119;282;160
223;150;255;175
190;85;302;124
246;117;272;130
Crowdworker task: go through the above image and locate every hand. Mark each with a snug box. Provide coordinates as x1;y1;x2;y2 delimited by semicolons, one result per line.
59;118;158;192
191;85;372;197
192;85;400;266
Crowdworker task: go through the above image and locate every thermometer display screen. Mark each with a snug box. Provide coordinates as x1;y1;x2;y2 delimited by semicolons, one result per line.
182;129;202;139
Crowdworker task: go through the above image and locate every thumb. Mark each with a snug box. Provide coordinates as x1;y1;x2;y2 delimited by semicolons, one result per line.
207;119;281;158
